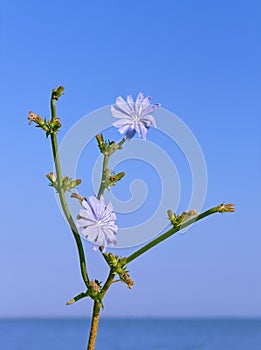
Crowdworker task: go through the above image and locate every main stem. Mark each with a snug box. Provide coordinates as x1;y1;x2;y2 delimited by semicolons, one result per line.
87;136;128;349
87;301;101;350
87;271;115;350
50;94;89;287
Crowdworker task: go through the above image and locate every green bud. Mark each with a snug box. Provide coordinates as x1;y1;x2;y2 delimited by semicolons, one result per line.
62;176;81;192
52;86;64;100
28;111;50;133
119;257;127;265
110;172;125;183
168;209;198;227
96;134;106;153
46;172;59;190
109;253;118;267
48;118;62;134
217;203;235;213
167;210;176;222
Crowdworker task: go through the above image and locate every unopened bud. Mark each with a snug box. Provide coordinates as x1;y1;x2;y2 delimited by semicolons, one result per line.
218;203;235;213
122;272;134;289
52;86;64;100
167;210;176;222
48;118;62;133
89;280;101;293
46;172;56;183
62;176;81;192
96;134;106;153
110;172;125;183
28;111;43;125
71;192;85;202
187;209;198;217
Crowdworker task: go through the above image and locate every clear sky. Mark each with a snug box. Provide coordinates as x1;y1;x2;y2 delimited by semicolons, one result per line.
0;0;260;318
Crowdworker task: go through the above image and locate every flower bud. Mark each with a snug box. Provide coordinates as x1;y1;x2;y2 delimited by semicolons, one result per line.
46;172;56;183
188;209;198;216
168;209;197;226
28;111;42;125
121;272;134;289
71;192;85;202
167;210;176;222
62;176;81;192
48;118;62;134
28;111;51;134
52;86;64;100
217;203;235;213
96;134;106;153
89;280;101;293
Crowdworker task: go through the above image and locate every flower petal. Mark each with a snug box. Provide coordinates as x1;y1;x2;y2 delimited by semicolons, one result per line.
116;96;132;114
140;96;151;111
103;228;117;244
142;103;160;117
77;195;118;248
79;208;94;219
135;92;145;113
113;119;132;128
82;226;98;240
111;105;130;119
88;196;105;219
126;95;135;112
82;200;90;210
142;114;157;127
135;122;148;139
112;93;159;140
118;124;134;135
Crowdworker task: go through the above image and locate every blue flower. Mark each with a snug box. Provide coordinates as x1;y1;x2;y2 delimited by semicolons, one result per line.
76;195;118;250
111;93;160;139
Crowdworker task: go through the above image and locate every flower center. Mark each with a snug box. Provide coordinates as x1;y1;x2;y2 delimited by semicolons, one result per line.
131;113;140;123
96;220;103;226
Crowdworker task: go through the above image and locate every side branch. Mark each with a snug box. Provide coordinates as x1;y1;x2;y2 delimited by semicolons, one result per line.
126;204;235;263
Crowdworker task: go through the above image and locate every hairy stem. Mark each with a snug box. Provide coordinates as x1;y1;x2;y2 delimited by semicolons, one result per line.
87;301;101;350
87;270;115;350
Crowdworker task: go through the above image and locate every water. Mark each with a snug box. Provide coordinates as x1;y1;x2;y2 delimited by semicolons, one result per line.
0;319;260;350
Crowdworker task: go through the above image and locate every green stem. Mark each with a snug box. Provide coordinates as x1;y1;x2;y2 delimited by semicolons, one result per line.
50;96;89;287
50;97;57;121
100;270;115;297
66;292;88;305
126;206;221;263
97;154;110;199
96;137;127;200
117;137;127;148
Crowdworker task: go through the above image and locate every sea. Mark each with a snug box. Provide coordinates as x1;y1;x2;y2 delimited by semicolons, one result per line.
0;318;260;350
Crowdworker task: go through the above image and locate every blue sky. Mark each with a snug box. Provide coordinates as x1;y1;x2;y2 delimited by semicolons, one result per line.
0;0;260;318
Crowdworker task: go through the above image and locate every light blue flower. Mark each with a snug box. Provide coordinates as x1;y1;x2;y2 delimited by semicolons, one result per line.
111;93;160;139
77;195;118;250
